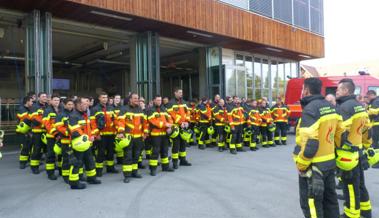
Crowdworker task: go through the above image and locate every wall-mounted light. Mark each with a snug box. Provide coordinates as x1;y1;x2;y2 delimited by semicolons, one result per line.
266;47;282;52
90;10;133;21
186;30;213;38
299;54;311;59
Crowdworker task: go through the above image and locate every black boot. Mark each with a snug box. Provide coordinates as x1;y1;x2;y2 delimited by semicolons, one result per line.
230;149;237;155
31;167;40;174
63;176;69;184
162;164;174;172
116;157;123;165
237;147;245;152
19;162;27;169
150;167;157;176
106;166;119;174
87;177;101;184
71;182;86;190
123;177;130;183
138;162;146;169
79;174;86;181
198;144;205;150
179;158;192;166
47;172;57;180
96;168;103;177
173;160;179;169
275;140;281;145
218;147;224;152
132;170;142;178
282;141;287;145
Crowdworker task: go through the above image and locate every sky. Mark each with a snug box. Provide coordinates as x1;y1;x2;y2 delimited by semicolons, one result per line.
302;0;379;67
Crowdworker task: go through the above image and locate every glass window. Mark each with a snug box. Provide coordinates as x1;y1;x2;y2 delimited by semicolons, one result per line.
254;58;262;99
285;63;291;80
368;86;379;94
236;69;246;98
278;62;286;98
225;66;236;97
271;61;278;100
262;59;269;89
291;62;298;78
245;56;253;99
354;86;362;96
236;54;244;66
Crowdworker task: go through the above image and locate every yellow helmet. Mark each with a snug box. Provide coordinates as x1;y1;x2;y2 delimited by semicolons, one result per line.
71;134;92;152
336;146;359;171
366;148;379;167
194;126;200;134
41;133;47;145
53;143;62;155
115;134;132;151
224;125;231;133
180;129;193;142
244;128;252;136
16;122;31;134
268;123;276;132
168;126;180;139
207;126;215;135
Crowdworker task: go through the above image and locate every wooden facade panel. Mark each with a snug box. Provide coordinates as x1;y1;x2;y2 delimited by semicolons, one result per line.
64;0;323;57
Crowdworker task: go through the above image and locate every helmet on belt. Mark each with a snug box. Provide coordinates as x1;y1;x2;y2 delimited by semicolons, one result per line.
180;128;193;142
336;143;359;171
168;126;180;139
115;134;132;152
224;125;231;133
16;122;31;134
207;126;215;135
243;128;252;137
53;143;62;155
41;133;47;145
366;148;379;167
71;134;92;152
194;126;200;134
268;123;276;132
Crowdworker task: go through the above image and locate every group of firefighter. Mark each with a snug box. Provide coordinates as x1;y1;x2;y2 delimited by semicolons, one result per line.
15;87;290;189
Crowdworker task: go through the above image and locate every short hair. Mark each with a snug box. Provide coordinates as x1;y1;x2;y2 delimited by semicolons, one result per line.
27;91;36;97
74;97;86;106
23;96;33;104
304;78;322;95
51;93;60;99
153;95;161;99
367;90;377;96
98;91;108;98
38;92;47;97
339;78;355;95
63;98;74;105
174;87;182;93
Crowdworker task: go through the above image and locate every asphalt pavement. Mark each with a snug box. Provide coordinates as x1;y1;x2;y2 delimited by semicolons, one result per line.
0;136;378;218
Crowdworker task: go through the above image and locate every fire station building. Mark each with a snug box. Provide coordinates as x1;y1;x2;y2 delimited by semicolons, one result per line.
0;0;324;102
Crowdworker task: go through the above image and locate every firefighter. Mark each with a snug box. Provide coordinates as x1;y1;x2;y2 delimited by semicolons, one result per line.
259;99;274;147
213;99;228;152
68;97;101;189
242;99;251;147
227;96;245;154
188;99;199;146
91;92;118;176
293;78;341;218
42;94;62;180
54;98;74;183
367;90;379;149
247;99;261;151
146;95;175;176
139;97;149;169
29;92;48;174
271;97;290;145
166;88;192;169
16;96;33;169
336;79;372;218
196;97;213;150
113;94;124;165
210;94;221;146
117;93;149;183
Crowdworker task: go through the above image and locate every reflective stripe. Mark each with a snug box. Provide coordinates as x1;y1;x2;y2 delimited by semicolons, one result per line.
100;132;115;135
79;168;84;174
62;169;70;177
132;164;138;170
229;143;236;149
344;206;360;218
30;160;40;166
161;157;169;164
281;137;287;141
86;169;96;177
32;129;46;133
45;163;55;170
312;153;335;163
116;150;124;157
149;159;158;166
19;155;29;161
308;198;318;218
61;139;70;144
150;132;166;136
249;143;256;148
107;160;115;166
172;153;179;159
96;162;104;169
179;152;186;157
122;165;133;172
360;201;372;211
268;141;274;145
69;166;79;181
236;143;242;148
274;137;280;140
345;184;360;218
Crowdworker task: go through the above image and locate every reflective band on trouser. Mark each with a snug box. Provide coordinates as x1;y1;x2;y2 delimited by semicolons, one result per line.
116;150;124;158
360;201;372;211
218;142;225;147
372;122;379;126
268;141;274;145
262;141;267;146
172;153;179;160
250;143;256;148
86;169;96;177
45;163;55;171
236;143;242;148
281;137;287;141
79;168;84;175
205;139;211;144
132;164;138;170
69;166;79;181
30;160;40;167
229;143;236;149
146;149;152;155
19;155;28;161
149;159;158;167
312;154;335;163
274;137;280;141
122;165;132;172
62;169;70;177
344;184;360;218
96;162;104;169
107;160;114;166
308;198;317;218
179;152;186;158
138;155;142;162
211;138;217;143
161;157;169;164
57;161;62;168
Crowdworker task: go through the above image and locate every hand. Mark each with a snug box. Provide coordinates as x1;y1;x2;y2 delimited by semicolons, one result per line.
89;136;95;142
117;133;125;138
166;123;172;128
180;123;186;129
143;133;148;140
361;155;370;170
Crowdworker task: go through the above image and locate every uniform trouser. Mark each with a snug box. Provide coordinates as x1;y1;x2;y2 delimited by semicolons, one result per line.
189;123;197;144
149;135;170;170
96;135;115;169
299;169;339;218
69;148;97;186
230;125;243;150
172;135;188;163
210;123;217;144
30;133;44;169
260;126;273;146
122;137;144;177
45;138;56;175
215;125;225;148
144;137;152;159
274;122;288;143
59;143;71;178
341;161;372;218
18;133;31;164
198;123;211;146
372;125;379;148
249;125;260;148
243;123;250;144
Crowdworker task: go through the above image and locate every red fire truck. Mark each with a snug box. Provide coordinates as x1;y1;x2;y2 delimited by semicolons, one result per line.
285;74;379;127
